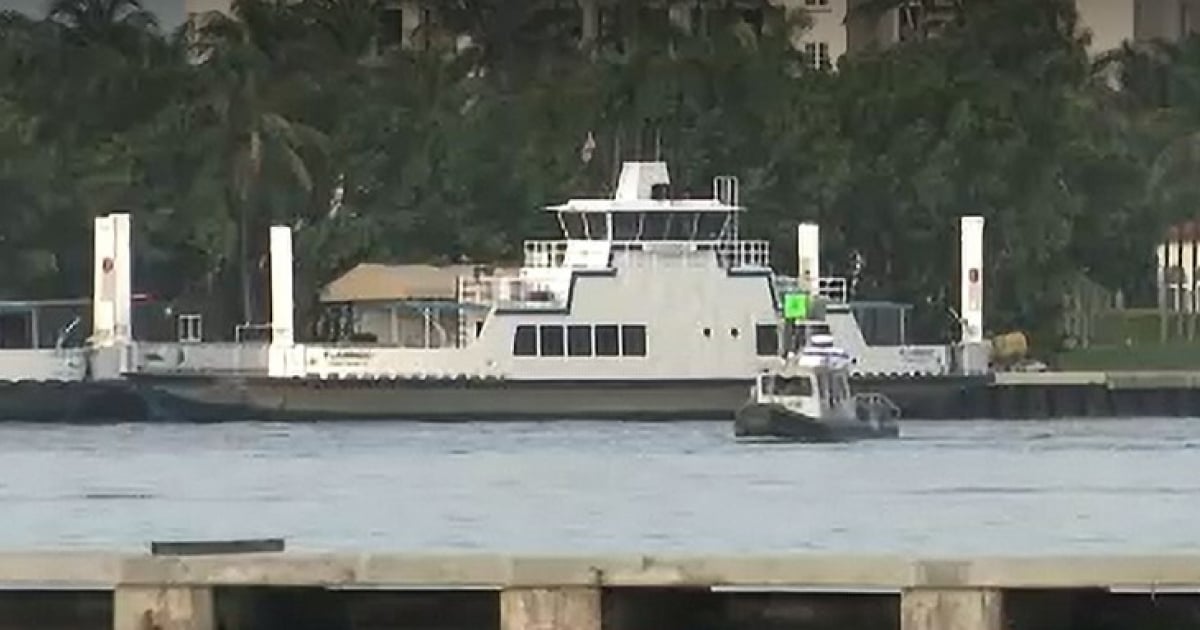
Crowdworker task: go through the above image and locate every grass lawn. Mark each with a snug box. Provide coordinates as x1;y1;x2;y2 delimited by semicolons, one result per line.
1056;343;1200;371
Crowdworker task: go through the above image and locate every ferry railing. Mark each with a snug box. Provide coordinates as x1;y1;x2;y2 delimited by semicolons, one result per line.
820;277;848;303
235;323;272;343
522;239;770;270
131;341;270;374
457;275;567;311
714;175;739;206
713;239;769;269
853;392;901;422
773;275;849;304
523;241;569;268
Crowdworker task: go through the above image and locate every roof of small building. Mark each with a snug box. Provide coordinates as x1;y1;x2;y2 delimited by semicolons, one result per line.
321;263;506;303
1168;220;1200;241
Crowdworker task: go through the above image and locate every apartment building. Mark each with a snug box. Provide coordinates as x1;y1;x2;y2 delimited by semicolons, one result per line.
183;0;1199;64
1076;0;1200;53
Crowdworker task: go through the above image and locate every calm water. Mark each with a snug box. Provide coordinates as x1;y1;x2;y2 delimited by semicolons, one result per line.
1;419;1199;554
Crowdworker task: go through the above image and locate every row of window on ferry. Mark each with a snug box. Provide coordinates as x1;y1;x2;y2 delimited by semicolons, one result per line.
558;212;732;241
513;324;646;358
513;323;784;359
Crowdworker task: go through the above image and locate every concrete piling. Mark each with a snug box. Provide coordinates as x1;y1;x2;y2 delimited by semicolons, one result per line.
113;586;214;630
500;587;601;630
900;589;1001;630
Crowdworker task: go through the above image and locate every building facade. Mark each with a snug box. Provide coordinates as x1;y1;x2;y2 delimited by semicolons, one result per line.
1076;0;1200;54
183;0;1200;66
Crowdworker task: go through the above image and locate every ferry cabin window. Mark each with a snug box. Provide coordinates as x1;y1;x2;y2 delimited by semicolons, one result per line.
513;325;537;356
540;325;565;356
567;325;593;356
756;324;779;356
594;325;619;356
621;325;647;357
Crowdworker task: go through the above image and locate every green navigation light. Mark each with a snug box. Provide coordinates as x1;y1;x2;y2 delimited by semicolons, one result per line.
783;292;809;320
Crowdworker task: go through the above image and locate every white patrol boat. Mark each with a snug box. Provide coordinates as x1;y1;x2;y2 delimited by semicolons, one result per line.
733;334;900;442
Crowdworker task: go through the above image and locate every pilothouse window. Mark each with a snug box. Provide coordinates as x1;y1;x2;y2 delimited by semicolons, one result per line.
612;213;641;240
560;213;586;239
584;213;609;240
666;213;694;240
697;213;728;240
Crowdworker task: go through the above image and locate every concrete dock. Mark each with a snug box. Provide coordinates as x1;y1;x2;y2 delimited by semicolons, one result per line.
860;370;1200;419
3;552;1200;629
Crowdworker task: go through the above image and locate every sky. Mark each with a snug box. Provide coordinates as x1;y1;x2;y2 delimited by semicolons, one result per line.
0;0;186;30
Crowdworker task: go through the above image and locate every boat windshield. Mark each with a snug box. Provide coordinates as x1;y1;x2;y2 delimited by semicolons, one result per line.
764;376;813;397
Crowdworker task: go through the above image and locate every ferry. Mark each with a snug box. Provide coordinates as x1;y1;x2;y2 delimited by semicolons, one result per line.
733;334;900;442
125;162;990;422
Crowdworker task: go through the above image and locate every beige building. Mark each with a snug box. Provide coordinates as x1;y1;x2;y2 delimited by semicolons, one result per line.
1076;0;1200;54
183;0;1199;67
319;263;519;347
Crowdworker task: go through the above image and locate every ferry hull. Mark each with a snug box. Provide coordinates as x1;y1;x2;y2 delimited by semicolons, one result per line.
0;381;146;422
733;402;899;442
130;375;755;422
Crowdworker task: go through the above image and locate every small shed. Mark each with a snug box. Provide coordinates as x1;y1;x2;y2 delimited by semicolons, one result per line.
319;263;503;347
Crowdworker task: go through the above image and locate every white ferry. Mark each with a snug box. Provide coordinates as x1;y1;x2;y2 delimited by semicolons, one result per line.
126;162;990;421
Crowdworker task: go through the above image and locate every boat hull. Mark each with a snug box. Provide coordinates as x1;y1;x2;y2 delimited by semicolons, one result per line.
129;374;757;422
733;401;899;442
111;373;985;423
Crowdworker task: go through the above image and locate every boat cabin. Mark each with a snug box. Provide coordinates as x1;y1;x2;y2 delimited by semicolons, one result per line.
754;332;852;411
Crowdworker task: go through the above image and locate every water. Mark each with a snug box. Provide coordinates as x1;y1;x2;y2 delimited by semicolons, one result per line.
1;419;1198;554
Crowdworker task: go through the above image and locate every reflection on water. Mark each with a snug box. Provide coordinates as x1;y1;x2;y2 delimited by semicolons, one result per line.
0;418;1198;553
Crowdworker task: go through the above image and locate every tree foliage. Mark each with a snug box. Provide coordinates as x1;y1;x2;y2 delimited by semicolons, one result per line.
0;0;1197;346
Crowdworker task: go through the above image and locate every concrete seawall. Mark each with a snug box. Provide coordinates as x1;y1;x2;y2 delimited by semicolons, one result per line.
872;370;1200;419
3;552;1200;629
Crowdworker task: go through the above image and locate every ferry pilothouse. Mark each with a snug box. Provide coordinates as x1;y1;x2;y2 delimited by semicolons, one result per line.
128;161;987;421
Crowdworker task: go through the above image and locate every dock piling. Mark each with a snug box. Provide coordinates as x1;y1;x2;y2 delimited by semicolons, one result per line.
900;588;1001;630
500;587;601;630
113;585;214;630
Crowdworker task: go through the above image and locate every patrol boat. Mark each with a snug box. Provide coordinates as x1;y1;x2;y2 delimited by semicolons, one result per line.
733;334;900;442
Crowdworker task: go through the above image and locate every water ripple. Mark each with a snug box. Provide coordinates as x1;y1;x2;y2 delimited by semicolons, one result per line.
0;419;1197;553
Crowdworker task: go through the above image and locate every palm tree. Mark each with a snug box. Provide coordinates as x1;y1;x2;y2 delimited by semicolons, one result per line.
46;0;158;50
188;0;328;326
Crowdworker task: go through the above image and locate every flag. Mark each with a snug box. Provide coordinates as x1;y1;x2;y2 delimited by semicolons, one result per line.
580;131;596;164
